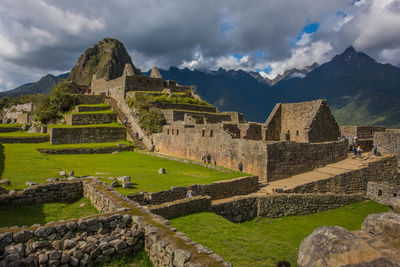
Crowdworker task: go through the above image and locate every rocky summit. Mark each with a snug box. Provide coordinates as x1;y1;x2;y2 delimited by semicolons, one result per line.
67;38;141;86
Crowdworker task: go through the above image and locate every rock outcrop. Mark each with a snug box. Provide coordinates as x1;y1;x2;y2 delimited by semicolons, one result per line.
68;38;141;86
298;212;400;266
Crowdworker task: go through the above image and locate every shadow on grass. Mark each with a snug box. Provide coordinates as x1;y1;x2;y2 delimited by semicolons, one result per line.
0;203;46;227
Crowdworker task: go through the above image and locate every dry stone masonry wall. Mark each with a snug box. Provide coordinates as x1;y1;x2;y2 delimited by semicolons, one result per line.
65;112;117;125
128;176;258;206
49;127;126;144
0;181;82;207
367;181;400;206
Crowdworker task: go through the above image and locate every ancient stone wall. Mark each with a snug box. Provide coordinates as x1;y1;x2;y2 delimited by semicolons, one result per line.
76;94;105;105
0;181;82;207
125;75;164;92
283;155;399;194
90;75;126;95
211;193;363;223
37;145;134;154
149;196;211;219
0;213;143;267
264;103;282;141
49;126;126;144
374;131;400;158
257;193;363;218
83;181;124;213
366;181;400;205
65;112;117;125
266;140;348;181
128;176;259;206
0;127;21;133
155;124;347;181
307;101;341;142
341;126;386;139
240;122;263;140
0;135;50;144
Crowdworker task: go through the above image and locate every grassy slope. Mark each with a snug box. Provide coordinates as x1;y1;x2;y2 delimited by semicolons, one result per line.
170;201;389;267
0;143;240;193
47;122;124;128
0;197;98;227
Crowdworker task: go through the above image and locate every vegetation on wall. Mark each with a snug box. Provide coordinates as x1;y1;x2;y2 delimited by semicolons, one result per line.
128;95;165;133
35;83;78;124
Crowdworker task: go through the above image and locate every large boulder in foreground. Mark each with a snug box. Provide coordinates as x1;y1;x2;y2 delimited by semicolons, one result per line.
298;212;400;266
68;38;141;86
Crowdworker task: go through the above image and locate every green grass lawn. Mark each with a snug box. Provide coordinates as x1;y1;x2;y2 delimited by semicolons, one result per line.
77;104;110;107
0;123;22;128
0;197;98;227
37;140;132;150
0;143;241;193
0;131;49;137
170;201;389;267
101;250;153;267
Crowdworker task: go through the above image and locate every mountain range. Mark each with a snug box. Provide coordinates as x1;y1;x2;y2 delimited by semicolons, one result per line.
2;45;400;128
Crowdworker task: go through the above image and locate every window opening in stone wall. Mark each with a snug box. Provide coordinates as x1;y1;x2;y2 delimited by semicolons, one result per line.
370;130;373;135
202;130;205;137
210;130;213;137
378;189;382;196
394;193;398;197
296;130;299;136
176;129;179;135
172;129;174;135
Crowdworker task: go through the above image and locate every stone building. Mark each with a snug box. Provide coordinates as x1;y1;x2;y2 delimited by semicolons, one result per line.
2;103;33;124
374;129;400;158
264;99;341;143
341;125;386;151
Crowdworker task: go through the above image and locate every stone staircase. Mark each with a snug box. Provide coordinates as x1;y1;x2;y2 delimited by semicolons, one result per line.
49;96;127;145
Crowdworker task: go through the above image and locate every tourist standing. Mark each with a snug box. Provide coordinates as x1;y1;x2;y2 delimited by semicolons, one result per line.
238;161;243;172
186;187;193;198
373;145;378;156
123;117;127;126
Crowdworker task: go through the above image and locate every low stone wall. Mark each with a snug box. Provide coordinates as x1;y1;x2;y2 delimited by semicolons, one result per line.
65;112;117;125
282;155;399;194
211;193;363;223
128;176;259;205
49;126;126;144
257;193;363;218
161;109;232;124
149;196;211;219
76;94;105;105
366;181;400;205
0;213;144;267
153;102;217;113
75;105;110;112
37;145;134;154
212;196;258;223
0;135;49;143
0;181;82;207
83;182;124;214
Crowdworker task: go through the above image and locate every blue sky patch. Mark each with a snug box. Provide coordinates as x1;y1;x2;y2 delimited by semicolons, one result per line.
256;66;272;74
290;22;319;46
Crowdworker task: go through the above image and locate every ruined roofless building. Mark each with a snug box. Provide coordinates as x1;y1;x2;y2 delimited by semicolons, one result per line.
264;99;341;143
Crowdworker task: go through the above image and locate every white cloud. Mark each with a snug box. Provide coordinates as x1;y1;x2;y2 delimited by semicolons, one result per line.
262;41;333;80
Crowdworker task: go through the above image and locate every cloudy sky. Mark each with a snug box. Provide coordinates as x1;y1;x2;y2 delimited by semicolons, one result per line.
0;0;400;91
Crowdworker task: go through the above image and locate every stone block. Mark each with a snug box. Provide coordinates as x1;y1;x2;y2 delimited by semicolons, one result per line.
122;182;133;189
117;176;130;182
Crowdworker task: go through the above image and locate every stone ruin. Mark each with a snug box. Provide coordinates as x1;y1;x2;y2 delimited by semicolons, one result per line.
1;103;33;124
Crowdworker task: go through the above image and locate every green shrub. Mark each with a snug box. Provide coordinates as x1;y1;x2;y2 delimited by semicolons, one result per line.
34;83;77;124
138;108;165;133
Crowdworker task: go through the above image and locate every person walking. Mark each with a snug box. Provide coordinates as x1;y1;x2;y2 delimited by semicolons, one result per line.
123;117;127;126
238;161;243;172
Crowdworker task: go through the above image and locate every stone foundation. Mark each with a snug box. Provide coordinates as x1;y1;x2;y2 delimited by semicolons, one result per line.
149;196;211;219
212;193;363;223
128;176;258;205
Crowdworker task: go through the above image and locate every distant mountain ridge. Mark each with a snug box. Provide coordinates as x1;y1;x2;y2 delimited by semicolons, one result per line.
0;73;68;98
3;45;400;128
